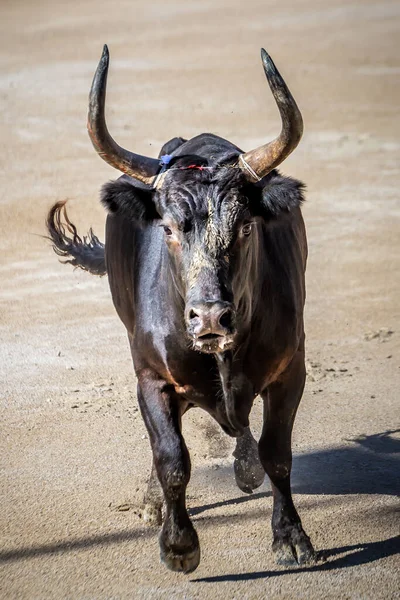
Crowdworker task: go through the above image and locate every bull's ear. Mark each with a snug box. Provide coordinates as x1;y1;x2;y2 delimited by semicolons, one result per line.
101;179;160;222
254;172;305;218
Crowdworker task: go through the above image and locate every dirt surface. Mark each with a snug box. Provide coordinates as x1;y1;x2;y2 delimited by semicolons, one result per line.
1;0;399;598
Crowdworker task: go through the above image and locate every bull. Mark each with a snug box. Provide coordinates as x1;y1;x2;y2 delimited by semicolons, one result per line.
46;45;316;573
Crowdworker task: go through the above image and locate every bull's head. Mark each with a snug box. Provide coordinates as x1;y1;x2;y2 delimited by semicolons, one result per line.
91;46;305;354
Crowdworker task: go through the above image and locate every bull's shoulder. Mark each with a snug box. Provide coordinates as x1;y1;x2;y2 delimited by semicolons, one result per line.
105;213;164;333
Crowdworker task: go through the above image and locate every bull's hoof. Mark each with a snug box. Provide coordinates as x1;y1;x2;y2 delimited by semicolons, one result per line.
142;502;163;527
159;526;200;574
160;544;200;574
272;528;316;566
234;457;265;494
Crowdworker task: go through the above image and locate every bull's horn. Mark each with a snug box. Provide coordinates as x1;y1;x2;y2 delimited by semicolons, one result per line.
87;45;160;186
239;49;303;182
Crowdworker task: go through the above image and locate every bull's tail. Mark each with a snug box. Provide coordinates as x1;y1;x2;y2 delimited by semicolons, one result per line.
46;201;107;276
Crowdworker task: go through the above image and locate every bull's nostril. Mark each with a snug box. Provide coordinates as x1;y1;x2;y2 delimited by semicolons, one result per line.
189;309;198;320
219;310;232;330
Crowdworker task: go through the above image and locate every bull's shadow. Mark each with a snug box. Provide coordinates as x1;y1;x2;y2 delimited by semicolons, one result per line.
192;535;400;583
190;429;400;517
292;429;400;496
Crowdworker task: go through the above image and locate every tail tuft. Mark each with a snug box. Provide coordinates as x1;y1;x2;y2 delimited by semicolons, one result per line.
46;201;107;276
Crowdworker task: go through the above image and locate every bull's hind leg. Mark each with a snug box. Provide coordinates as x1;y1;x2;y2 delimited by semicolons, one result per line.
142;459;163;526
137;375;200;574
259;342;316;566
233;427;265;493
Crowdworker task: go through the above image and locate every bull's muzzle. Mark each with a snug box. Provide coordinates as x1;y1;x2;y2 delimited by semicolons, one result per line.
186;301;236;353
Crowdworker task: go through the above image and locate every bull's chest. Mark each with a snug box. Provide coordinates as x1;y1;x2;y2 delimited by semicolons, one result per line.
162;355;254;436
160;336;295;405
163;356;223;406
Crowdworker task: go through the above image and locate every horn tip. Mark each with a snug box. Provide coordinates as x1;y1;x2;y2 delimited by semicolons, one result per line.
260;48;277;76
101;44;109;61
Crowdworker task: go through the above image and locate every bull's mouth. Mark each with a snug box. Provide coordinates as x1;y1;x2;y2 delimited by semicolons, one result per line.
198;333;220;341
192;333;235;354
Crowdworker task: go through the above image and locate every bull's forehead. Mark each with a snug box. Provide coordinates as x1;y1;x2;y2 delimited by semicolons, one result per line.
204;194;244;252
163;182;246;251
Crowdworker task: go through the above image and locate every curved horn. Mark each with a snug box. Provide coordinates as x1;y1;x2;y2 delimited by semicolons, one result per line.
87;45;160;186
239;49;303;182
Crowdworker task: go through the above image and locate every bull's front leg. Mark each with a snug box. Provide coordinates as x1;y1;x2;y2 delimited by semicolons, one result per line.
259;343;316;566
137;373;200;573
233;427;265;493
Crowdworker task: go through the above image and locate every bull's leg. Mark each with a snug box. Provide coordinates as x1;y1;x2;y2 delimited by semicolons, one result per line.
233;427;265;494
259;344;316;566
142;459;163;526
137;375;200;573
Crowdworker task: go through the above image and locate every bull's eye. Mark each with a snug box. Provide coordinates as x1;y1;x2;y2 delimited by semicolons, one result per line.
163;226;173;236
241;222;252;236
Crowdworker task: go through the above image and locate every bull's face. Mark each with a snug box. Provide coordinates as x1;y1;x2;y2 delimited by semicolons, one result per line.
101;157;304;354
158;165;254;353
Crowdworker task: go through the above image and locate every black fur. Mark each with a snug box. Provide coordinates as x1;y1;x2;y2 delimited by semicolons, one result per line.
158;136;187;157
101;179;160;222
100;158;305;226
259;171;305;217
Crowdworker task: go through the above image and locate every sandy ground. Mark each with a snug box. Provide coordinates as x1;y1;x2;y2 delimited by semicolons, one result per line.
1;0;399;598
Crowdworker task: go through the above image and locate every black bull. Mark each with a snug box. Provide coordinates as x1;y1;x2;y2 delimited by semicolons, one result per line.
46;46;317;572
